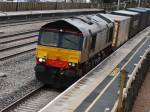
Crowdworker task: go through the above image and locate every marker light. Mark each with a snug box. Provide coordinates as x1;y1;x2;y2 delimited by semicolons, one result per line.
72;63;75;67
69;63;72;66
69;62;76;67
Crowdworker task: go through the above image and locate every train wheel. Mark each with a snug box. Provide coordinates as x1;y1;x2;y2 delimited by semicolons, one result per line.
91;61;94;67
101;51;106;58
82;63;88;74
77;69;83;78
54;82;62;89
87;62;91;72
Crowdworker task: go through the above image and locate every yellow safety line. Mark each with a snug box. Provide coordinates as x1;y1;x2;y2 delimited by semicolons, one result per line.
85;74;119;112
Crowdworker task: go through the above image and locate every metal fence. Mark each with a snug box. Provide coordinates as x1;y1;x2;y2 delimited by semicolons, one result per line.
122;51;150;112
0;2;91;11
0;2;149;12
112;47;150;112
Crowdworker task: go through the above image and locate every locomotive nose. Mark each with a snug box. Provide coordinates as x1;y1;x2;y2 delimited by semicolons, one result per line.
36;46;81;69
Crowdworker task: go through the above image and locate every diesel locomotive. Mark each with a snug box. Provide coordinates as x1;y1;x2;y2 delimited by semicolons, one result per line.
34;8;150;85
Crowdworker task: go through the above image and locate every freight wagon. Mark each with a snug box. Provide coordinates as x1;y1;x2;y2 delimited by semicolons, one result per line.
97;13;130;48
127;8;148;30
112;10;141;39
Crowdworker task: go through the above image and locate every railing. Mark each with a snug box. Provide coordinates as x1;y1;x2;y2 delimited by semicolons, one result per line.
113;47;150;112
122;49;150;112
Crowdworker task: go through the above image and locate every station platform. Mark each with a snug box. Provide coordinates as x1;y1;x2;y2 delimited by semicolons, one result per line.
0;9;102;16
0;9;104;23
38;27;150;112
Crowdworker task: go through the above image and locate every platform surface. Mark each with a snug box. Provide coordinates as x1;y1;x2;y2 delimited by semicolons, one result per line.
0;9;102;17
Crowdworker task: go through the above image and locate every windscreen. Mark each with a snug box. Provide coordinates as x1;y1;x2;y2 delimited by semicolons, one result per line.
39;30;83;50
40;31;59;47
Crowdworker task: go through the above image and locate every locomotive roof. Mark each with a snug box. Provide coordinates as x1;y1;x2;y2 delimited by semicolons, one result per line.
41;14;112;36
100;14;131;21
94;14;114;24
127;8;147;12
137;7;150;11
112;10;139;16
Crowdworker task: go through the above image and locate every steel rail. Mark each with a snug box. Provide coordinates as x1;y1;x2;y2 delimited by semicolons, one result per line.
0;30;38;39
0;34;37;44
0;18;50;28
0;85;44;112
0;43;36;61
0;31;38;61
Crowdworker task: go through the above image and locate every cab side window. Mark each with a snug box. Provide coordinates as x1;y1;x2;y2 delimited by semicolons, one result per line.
108;27;113;43
83;37;87;50
91;34;97;49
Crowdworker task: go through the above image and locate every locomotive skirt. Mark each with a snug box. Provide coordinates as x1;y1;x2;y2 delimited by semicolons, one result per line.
35;64;79;86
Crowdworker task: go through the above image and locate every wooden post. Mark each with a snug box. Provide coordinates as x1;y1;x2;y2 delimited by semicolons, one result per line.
16;1;19;11
138;0;141;7
117;69;126;112
117;0;120;10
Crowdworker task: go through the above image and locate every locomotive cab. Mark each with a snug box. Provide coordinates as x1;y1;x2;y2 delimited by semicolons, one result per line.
35;20;85;84
37;29;83;68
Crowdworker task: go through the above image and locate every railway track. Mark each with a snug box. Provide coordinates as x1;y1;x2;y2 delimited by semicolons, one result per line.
0;32;38;61
0;19;50;28
1;85;61;112
0;15;70;29
0;32;37;44
0;29;38;39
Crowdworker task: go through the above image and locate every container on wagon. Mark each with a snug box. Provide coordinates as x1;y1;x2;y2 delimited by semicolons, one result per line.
137;7;150;26
112;10;140;39
127;8;148;29
97;13;131;48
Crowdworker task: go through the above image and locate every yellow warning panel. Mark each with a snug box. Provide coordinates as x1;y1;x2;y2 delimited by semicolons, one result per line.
144;31;150;36
110;67;120;76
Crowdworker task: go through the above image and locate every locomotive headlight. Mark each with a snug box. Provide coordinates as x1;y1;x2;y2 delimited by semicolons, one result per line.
39;58;46;63
39;58;43;62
